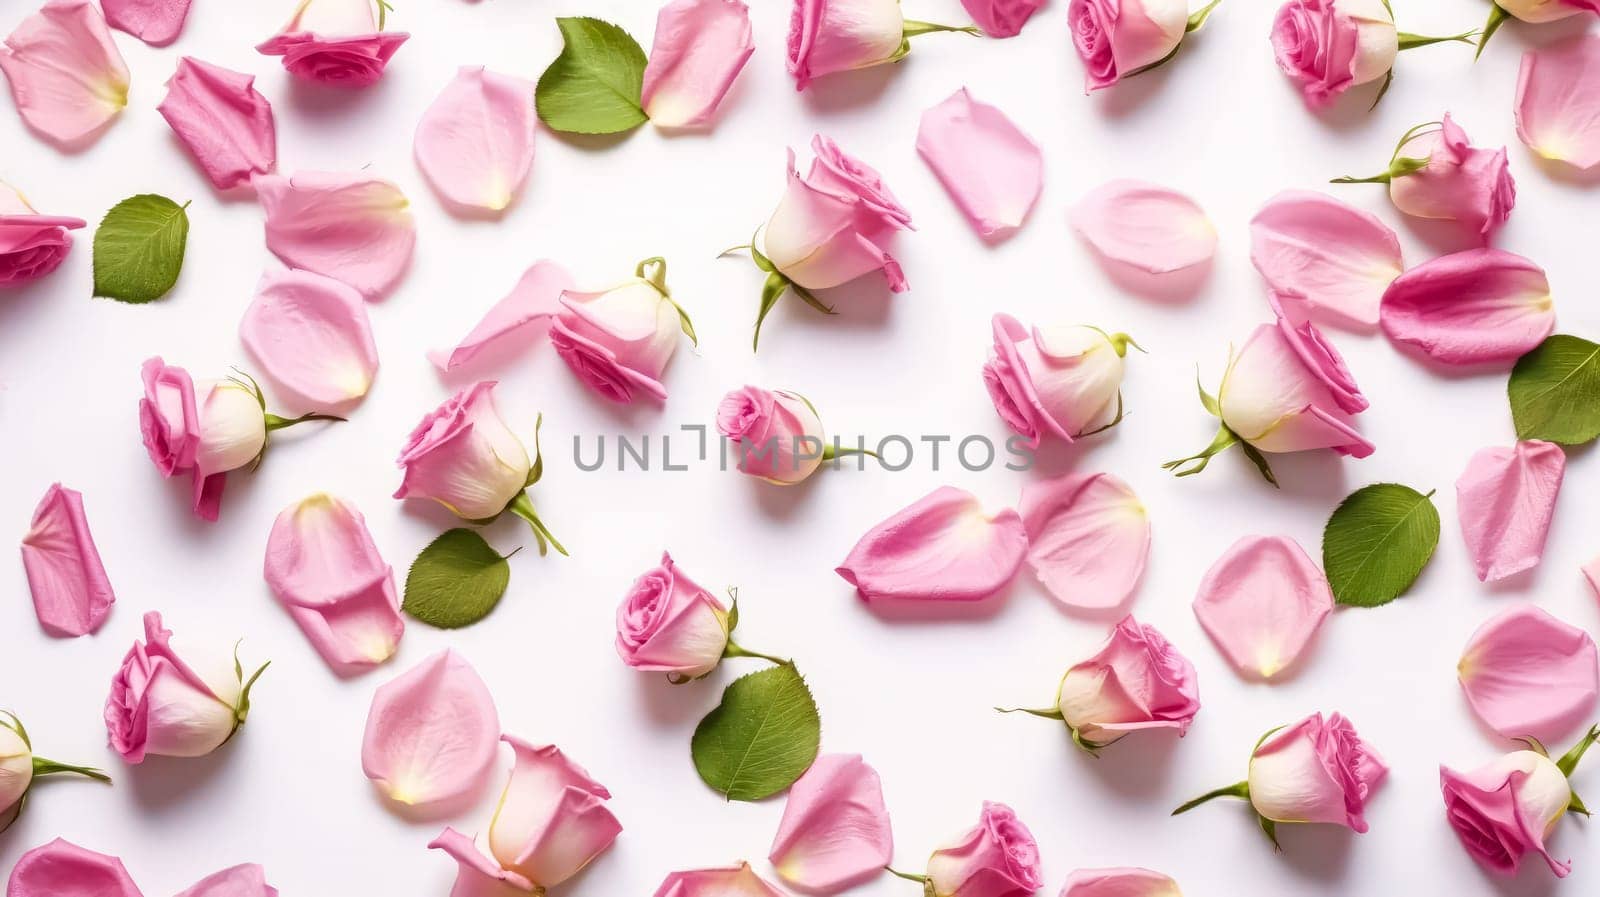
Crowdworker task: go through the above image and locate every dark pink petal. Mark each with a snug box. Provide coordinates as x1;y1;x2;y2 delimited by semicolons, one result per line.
1193;535;1332;680
1018;473;1149;611
836;486;1028;604
158;57;276;191
1458;605;1598;743
6;839;143;897
103;0;191;47
429;261;574;372
20;483;114;637
1380;249;1554;365
1455;440;1566;582
916;88;1043;239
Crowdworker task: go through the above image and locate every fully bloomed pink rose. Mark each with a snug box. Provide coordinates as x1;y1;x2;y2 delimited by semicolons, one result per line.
256;0;408;88
550;261;687;404
1441;749;1579;876
1247;712;1388;832
393;381;530;521
1068;0;1191;92
924;801;1042;897
1272;0;1398;107
1052;616;1200;748
104;612;259;764
763;135;911;293
0;182;85;287
615;553;731;678
716;386;827;485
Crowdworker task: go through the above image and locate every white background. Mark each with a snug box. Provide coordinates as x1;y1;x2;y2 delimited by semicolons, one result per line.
2;0;1599;895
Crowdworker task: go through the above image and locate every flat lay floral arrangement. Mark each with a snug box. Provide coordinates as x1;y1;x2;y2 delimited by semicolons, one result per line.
3;0;1600;894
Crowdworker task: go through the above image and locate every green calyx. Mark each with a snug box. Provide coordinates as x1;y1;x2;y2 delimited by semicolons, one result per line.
1557;724;1599;816
636;256;697;347
1476;4;1510;61
230;643;271;735
1;711;111;789
507;491;568;557
1162;371;1276;485
724;230;834;351
1332;120;1440;184
1397;30;1478;51
886;868;934;897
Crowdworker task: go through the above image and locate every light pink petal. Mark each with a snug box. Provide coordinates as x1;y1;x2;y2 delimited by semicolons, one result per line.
1193;535;1332;680
1060;867;1182;897
20;482;114;637
640;0;754;129
654;863;787;897
836;486;1028;604
1250;190;1402;329
415;67;536;213
429;828;538;897
256;170;416;301
361;649;499;810
1459;605;1598;742
158;57;276;191
769;754;893;894
916;87;1043;240
6;839;143;897
240;268;378;410
174;865;278;897
0;0;130;148
1379;249;1555;366
1456;440;1566;583
102;0;190;47
429;261;575;372
488;736;622;886
1018;473;1149;611
1515;35;1600;171
1071;179;1216;275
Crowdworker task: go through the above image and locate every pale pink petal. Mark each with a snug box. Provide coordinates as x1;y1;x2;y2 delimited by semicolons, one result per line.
20;483;114;637
361;649;499;810
256;170;416;301
174;865;278;897
654;863;787;897
1018;473;1149;611
769;754;893;894
1515;35;1600;171
1071;179;1216;275
0;0;130;148
6;839;143;897
1060;867;1182;897
240;268;378;410
488;737;622;886
1250;190;1403;329
1459;605;1598;742
1193;535;1332;680
158;57;276;191
916;88;1043;240
103;0;190;47
429;828;538;897
415;67;536;214
429;261;575;372
641;0;754;129
1379;249;1555;366
1456;440;1566;583
836;486;1028;604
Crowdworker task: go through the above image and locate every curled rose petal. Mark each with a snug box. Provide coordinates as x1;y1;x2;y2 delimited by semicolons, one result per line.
1455;440;1565;583
429;828;538;897
1515;35;1600;171
836;486;1028;604
1250;190;1403;329
1018;473;1149;612
174;865;278;897
0;0;130;148
1193;535;1332;680
1060;867;1181;897
257;170;416;301
6;838;143;897
102;0;191;47
240;269;378;410
916;88;1043;240
415;67;536;214
654;863;787;897
641;0;754;129
361;649;499;811
1072;179;1216;276
1458;605;1598;743
769;754;894;894
486;737;622;887
1380;249;1554;366
158;57;276;191
429;261;574;372
20;483;114;637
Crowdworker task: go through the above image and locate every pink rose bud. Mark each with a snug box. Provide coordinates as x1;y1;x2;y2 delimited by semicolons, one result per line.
0;181;86;287
920;801;1042;897
962;0;1046;37
485;737;622;886
1496;0;1598;23
550;258;694;404
103;612;269;764
716;386;830;485
1333;114;1515;243
983;314;1134;450
0;711;109;828
256;0;409;88
615;552;731;679
1069;0;1215;93
787;0;980;91
1440;730;1599;878
394;381;529;520
1272;0;1397;107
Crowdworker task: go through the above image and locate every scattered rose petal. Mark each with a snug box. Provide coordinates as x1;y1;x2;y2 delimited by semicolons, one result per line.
0;181;86;287
257;170;415;301
174;865;278;897
20;483;114;637
769;754;894;894
0;0;130;148
1250;190;1403;329
641;0;754;129
1072;179;1216;276
240;268;378;410
6;839;143;897
486;737;622;887
1459;605;1598;743
1060;867;1181;897
415;67;536;214
916;88;1043;240
429;261;575;372
963;0;1045;38
1017;473;1149;612
1516;35;1600;171
1380;249;1554;366
102;0;190;47
836;486;1028;604
655;863;787;897
361;649;499;810
1193;535;1332;680
256;0;408;88
429;828;538;897
158;57;276;191
1455;440;1566;583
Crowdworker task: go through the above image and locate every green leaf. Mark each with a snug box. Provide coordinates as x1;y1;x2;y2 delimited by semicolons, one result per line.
1509;335;1600;445
691;663;821;801
1322;484;1440;607
535;17;647;135
92;194;190;303
403;529;515;629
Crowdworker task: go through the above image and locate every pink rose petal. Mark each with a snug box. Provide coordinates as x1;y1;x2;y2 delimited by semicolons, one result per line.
174;865;278;897
257;170;415;301
158;57;276;191
102;0;190;47
6;839;143;897
429;261;575;372
1515;35;1600;171
1380;249;1555;366
486;737;622;887
1018;473;1150;612
1193;535;1332;680
769;754;894;894
655;863;787;897
641;0;754;129
240;268;378;410
1458;605;1599;742
916;88;1043;240
1060;867;1181;897
0;0;130;148
361;649;499;811
836;486;1029;604
1250;190;1403;329
1456;440;1566;583
20;483;114;637
415;67;536;214
429;827;538;897
1072;179;1216;276
963;0;1046;38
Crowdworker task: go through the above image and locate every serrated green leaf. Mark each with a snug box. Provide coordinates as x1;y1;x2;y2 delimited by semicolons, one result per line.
403;529;514;629
535;17;647;135
691;663;820;801
1509;335;1600;446
92;194;189;303
1323;483;1440;607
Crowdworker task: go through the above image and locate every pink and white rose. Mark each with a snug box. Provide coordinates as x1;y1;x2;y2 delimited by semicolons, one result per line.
256;0;408;88
615;553;731;679
1048;616;1200;750
1068;0;1193;92
1495;0;1600;24
1272;0;1397;107
550;259;691;404
983;315;1132;449
393;382;530;521
1440;744;1592;877
717;386;828;485
0;182;85;287
923;801;1042;897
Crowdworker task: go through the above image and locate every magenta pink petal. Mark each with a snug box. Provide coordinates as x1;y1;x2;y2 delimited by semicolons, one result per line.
1516;35;1600;171
415;67;536;213
20;483;114;637
102;0;190;47
1459;605;1598;742
0;0;129;148
429;261;575;372
6;839;143;897
256;170;415;301
429;828;538;897
1455;440;1566;583
158;57;276;191
1018;473;1149;612
1250;190;1403;329
769;754;893;894
916;88;1043;240
361;649;499;811
1380;249;1555;365
641;0;753;129
836;486;1028;604
654;864;787;897
174;865;278;897
962;0;1045;37
240;268;378;410
1060;867;1181;897
1193;535;1332;680
1072;179;1216;276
